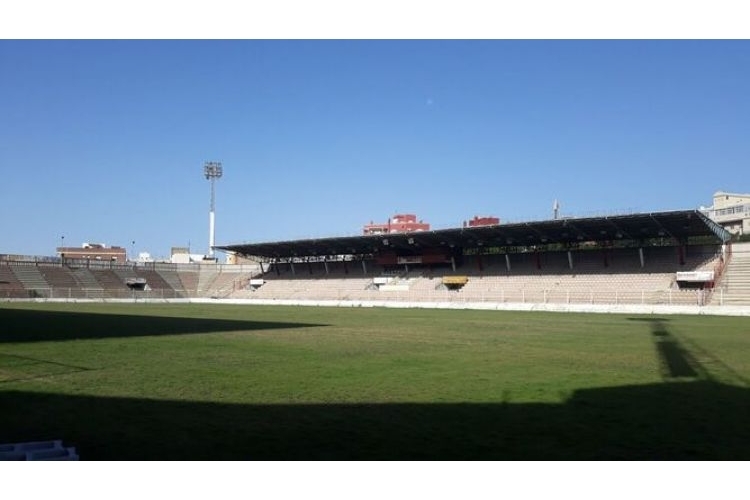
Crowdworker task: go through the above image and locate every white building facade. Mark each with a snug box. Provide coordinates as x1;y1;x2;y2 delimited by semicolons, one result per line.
702;191;750;236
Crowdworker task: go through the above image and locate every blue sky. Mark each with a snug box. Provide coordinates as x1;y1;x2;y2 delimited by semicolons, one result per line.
1;40;749;259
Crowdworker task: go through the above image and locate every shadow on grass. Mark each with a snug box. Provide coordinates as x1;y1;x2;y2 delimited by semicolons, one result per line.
628;317;708;380
0;308;327;343
1;381;749;460
627;317;750;387
645;318;704;379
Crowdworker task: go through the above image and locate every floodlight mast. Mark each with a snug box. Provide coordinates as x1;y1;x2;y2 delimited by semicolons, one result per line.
204;161;223;258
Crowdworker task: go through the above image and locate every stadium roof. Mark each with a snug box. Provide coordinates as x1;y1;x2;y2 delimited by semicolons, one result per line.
217;210;731;260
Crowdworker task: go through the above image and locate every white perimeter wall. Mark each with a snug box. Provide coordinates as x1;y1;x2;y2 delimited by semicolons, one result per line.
6;297;750;317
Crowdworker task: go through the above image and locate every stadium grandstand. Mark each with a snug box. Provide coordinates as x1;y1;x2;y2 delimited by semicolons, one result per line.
212;209;750;308
0;255;260;300
3;208;750;309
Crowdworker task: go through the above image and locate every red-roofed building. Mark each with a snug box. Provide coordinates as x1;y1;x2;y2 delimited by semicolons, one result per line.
363;214;430;235
465;216;500;227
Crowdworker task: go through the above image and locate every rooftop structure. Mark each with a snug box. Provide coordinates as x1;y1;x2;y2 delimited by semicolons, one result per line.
363;214;430;235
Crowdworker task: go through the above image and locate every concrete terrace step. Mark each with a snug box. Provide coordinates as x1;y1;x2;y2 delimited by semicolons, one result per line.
156;269;187;294
9;265;50;289
71;267;105;291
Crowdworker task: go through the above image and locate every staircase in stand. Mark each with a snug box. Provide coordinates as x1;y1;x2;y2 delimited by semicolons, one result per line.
716;242;750;305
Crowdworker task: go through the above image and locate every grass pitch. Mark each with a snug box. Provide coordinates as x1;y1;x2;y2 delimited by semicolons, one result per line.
1;302;749;459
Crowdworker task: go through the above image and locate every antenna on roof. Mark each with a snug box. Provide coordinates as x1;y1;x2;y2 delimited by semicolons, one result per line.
553;199;560;220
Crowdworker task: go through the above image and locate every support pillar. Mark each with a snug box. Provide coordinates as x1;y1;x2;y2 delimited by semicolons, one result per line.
451;256;457;272
362;260;367;275
505;254;511;272
638;247;645;268
567;251;573;270
290;261;296;276
324;259;329;275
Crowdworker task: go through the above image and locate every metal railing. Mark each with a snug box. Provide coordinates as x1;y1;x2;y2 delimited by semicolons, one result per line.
0;257;258;274
0;284;723;306
238;287;711;306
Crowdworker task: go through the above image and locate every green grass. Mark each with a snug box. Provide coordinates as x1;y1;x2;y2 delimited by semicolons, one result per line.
1;302;749;459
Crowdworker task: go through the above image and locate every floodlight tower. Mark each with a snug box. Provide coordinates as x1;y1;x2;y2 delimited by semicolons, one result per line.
204;161;223;258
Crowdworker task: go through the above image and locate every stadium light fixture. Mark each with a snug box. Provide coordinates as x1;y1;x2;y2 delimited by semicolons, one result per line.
204;161;223;258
